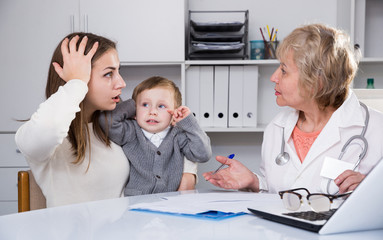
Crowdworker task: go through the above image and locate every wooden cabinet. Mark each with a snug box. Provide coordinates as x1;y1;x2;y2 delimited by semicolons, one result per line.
0;134;28;215
81;0;186;62
351;0;383;88
0;0;186;132
1;0;75;215
0;0;185;216
0;0;78;132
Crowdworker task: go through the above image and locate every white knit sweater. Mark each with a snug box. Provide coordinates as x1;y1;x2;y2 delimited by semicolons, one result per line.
15;80;129;207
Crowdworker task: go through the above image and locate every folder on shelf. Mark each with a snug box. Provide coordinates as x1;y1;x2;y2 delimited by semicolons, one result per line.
242;65;259;127
190;41;245;54
213;66;229;127
185;66;201;123
199;66;214;127
228;66;244;127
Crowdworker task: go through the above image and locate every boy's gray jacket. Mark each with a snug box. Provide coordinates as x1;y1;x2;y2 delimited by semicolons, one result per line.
100;99;212;196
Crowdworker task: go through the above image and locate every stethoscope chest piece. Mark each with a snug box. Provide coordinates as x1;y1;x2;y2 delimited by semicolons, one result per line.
276;151;290;165
275;127;290;165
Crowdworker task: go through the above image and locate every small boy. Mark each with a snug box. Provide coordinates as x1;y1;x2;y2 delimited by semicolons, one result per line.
100;76;212;196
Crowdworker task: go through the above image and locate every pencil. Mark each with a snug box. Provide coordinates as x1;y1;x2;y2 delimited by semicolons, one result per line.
260;28;266;42
272;29;278;41
270;27;274;41
267;25;271;39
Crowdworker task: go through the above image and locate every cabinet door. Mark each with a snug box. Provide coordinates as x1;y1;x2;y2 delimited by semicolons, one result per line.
0;202;18;216
0;167;29;201
81;0;185;62
0;134;27;167
0;0;79;132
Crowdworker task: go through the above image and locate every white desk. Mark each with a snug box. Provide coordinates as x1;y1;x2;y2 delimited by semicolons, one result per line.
0;190;382;240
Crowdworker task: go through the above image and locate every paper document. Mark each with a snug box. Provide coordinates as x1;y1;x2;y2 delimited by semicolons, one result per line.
320;157;354;180
129;192;280;220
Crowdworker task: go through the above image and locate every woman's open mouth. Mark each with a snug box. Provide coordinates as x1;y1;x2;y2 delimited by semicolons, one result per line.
112;95;120;103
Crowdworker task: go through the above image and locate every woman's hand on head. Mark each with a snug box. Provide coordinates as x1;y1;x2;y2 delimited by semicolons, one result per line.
335;170;366;194
203;155;260;192
52;35;99;84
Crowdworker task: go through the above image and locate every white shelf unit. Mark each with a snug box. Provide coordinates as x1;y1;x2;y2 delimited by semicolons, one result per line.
187;10;249;60
354;60;383;89
354;0;383;58
339;0;383;89
360;58;383;63
185;59;279;65
185;59;281;133
189;0;383;190
118;0;383;193
202;124;268;133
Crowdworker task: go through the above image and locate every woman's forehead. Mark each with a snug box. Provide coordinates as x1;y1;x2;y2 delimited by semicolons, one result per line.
93;49;119;69
279;50;296;67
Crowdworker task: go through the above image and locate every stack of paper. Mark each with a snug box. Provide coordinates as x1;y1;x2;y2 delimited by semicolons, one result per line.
129;192;280;220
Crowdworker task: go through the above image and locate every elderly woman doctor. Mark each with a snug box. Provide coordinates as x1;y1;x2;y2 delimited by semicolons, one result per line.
204;24;383;195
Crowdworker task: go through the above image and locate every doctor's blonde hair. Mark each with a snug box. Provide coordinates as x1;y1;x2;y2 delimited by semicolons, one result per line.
276;23;361;110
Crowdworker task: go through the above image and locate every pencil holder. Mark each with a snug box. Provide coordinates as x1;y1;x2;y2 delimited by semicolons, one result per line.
250;40;265;59
264;41;279;59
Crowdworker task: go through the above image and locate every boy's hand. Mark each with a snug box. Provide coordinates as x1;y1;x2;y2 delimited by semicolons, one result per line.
168;106;191;125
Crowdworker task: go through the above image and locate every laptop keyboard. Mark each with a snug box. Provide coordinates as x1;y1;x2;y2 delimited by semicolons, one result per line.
282;209;337;221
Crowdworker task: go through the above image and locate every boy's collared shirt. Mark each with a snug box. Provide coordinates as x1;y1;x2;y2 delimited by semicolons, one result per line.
142;126;170;148
142;125;198;178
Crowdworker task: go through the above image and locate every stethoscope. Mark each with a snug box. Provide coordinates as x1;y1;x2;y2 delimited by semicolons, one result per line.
275;101;369;171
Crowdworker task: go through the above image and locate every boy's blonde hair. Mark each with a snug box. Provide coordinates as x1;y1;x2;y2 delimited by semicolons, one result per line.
132;76;182;108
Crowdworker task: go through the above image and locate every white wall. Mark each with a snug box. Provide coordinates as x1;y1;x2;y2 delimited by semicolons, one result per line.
189;0;337;43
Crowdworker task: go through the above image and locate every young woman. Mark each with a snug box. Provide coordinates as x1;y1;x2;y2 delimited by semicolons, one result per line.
15;33;196;208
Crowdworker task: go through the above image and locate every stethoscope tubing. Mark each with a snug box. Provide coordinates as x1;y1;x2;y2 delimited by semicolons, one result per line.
327;102;369;194
273;102;370;194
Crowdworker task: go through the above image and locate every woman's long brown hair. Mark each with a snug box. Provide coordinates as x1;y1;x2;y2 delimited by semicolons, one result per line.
46;32;116;166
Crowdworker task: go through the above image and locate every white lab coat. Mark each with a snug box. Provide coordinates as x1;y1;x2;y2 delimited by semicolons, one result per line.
259;90;383;194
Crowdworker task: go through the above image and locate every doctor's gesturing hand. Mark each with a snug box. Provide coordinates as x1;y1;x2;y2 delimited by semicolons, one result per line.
204;23;383;194
203;155;259;192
